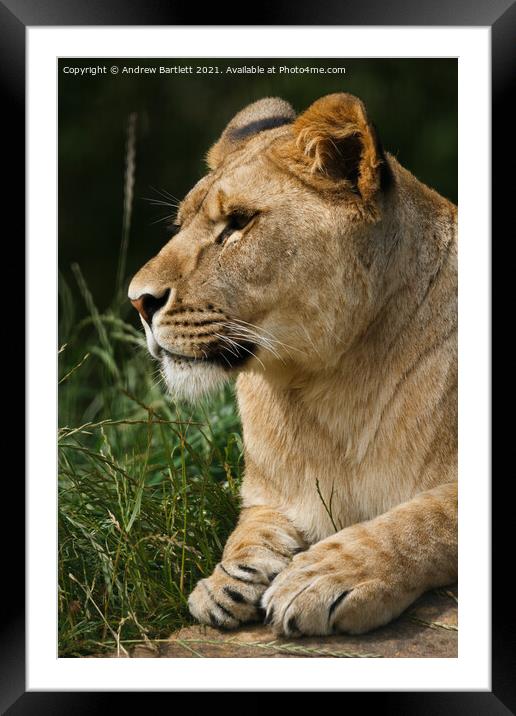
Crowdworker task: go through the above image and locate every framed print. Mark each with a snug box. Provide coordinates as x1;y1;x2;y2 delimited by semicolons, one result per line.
6;0;510;708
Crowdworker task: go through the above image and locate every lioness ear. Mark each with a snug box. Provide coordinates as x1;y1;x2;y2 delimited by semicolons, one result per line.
289;93;385;199
207;97;295;170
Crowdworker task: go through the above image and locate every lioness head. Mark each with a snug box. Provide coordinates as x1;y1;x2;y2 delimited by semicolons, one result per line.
129;93;396;400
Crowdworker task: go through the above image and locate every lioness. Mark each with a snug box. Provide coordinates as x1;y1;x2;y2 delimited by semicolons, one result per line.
129;93;457;636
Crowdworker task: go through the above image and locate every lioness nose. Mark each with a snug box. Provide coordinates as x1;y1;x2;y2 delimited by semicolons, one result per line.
130;289;170;324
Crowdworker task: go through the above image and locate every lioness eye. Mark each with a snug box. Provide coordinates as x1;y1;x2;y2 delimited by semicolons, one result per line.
216;212;254;245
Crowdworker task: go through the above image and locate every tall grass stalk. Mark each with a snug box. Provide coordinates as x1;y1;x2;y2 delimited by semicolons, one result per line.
115;111;137;304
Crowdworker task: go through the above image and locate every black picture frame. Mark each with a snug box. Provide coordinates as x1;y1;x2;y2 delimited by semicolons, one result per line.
6;0;509;709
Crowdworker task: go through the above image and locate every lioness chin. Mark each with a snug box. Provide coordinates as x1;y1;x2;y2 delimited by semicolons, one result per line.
129;93;457;637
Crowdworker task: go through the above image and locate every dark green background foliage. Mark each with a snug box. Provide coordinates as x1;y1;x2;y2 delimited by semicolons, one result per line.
59;58;457;315
58;59;456;656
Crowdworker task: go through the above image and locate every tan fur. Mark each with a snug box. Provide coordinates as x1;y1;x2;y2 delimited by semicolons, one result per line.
129;93;457;636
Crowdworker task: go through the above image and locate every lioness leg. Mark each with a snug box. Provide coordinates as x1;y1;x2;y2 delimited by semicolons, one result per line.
262;482;457;636
188;506;306;629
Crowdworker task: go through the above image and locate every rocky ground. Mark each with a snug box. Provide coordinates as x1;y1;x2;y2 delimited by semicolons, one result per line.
103;585;458;659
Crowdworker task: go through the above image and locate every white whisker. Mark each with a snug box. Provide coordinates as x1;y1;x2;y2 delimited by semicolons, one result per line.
150;186;182;204
142;197;180;209
227;331;283;362
222;323;286;363
226;318;307;359
214;332;266;370
209;332;242;357
150;213;177;226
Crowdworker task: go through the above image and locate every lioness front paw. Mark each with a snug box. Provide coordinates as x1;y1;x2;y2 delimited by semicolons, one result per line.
262;542;417;637
188;555;288;630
